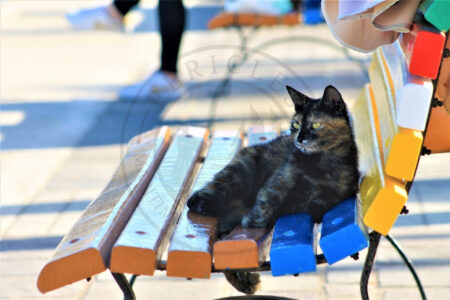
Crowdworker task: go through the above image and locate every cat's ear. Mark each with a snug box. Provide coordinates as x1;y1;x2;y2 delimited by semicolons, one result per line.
321;85;346;116
286;85;309;112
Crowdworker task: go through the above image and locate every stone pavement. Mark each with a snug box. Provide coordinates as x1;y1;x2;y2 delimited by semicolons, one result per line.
1;1;449;299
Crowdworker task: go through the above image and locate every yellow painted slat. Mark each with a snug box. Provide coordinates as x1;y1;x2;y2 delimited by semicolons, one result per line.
369;49;423;181
352;84;408;235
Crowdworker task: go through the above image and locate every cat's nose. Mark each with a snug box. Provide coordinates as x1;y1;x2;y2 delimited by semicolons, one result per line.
296;137;309;145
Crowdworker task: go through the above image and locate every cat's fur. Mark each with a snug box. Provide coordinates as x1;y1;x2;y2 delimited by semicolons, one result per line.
187;85;359;294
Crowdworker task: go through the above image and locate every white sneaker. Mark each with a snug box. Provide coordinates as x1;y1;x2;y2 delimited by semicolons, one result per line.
66;6;124;31
144;71;185;102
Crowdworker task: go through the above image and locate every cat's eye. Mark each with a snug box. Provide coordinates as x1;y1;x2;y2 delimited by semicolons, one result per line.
292;122;300;130
311;122;322;130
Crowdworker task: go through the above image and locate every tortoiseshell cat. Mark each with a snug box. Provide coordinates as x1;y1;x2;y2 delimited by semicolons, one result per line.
187;85;359;294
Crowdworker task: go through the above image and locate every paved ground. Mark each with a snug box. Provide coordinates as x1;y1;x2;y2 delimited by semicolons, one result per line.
1;1;449;299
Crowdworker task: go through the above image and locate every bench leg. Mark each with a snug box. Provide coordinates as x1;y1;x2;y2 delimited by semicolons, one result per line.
111;272;136;300
360;231;381;300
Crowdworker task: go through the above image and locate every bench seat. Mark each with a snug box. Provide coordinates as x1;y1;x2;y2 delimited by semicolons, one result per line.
37;125;370;294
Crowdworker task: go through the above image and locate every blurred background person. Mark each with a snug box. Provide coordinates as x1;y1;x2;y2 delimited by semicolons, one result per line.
67;0;186;102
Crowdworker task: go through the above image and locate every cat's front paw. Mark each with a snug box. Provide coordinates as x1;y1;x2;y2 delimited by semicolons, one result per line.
187;189;215;216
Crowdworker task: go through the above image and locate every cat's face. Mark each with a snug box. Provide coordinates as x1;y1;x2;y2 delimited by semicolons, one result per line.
287;85;350;154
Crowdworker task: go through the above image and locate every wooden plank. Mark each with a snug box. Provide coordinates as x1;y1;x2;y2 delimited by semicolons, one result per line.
166;130;243;279
353;84;407;235
420;0;450;32
213;126;278;270
399;21;446;79
423;106;450;153
396;78;433;131
37;127;171;293
424;37;450;154
237;13;256;26
109;127;209;275
247;125;278;146
381;42;434;132
369;48;423;181
208;12;234;29
207;12;300;30
319;197;369;265
270;213;317;276
435;37;450;115
214;227;273;269
280;13;301;26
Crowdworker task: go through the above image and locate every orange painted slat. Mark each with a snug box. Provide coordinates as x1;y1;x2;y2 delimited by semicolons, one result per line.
208;12;234;29
214;226;273;270
424;106;450;153
37;127;171;293
424;36;450;154
207;12;300;29
167;130;243;279
280;13;301;26
109;127;209;276
213;126;278;270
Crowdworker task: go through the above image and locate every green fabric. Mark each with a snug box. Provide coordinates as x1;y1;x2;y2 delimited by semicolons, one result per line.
420;0;450;31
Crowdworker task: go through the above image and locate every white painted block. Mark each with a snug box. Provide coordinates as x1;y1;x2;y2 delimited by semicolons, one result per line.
396;79;433;131
381;42;433;131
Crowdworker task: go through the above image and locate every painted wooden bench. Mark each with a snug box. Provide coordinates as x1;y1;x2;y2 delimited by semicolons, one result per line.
37;124;370;298
37;15;448;300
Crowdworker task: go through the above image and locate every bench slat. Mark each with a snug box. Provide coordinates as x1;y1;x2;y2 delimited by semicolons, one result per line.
319;197;369;265
213;126;277;270
424;37;450;154
399;21;446;79
166;130;243;279
381;43;434;132
353;84;407;235
207;12;300;29
369;48;423;181
109;127;208;275
270;213;317;276
37;127;171;293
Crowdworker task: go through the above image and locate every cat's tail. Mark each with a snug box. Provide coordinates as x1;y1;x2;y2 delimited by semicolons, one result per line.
224;271;261;295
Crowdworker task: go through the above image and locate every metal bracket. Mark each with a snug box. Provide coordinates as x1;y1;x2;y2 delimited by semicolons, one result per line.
111;272;136;300
360;231;381;300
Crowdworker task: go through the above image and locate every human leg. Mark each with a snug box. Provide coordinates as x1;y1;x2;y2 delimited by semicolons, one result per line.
158;0;186;74
142;0;185;102
113;0;140;17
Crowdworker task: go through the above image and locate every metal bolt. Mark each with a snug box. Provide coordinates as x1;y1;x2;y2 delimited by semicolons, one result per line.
432;98;444;107
421;147;431;156
401;206;409;215
443;48;450;58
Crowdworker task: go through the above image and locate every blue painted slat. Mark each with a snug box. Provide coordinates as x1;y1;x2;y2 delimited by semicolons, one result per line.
319;197;369;265
270;213;316;276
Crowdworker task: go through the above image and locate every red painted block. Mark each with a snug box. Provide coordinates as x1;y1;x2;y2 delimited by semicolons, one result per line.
399;23;446;79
